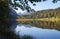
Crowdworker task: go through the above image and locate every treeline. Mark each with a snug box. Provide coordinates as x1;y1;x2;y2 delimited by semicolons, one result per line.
17;7;60;19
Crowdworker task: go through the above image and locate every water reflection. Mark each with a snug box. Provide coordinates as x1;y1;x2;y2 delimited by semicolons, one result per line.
17;21;60;31
14;24;60;39
10;21;60;39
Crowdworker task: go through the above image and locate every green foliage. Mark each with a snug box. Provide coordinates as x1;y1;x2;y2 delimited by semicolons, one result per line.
0;1;11;29
9;0;59;12
0;1;10;19
0;1;20;39
0;0;59;12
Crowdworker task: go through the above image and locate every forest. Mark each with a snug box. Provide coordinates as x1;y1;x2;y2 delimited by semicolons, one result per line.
17;7;60;31
17;7;60;19
0;0;60;39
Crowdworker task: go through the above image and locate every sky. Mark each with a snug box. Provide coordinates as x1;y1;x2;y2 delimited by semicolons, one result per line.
15;0;60;14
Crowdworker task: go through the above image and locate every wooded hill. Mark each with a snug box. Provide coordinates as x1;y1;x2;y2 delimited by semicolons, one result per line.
17;7;60;31
17;7;60;19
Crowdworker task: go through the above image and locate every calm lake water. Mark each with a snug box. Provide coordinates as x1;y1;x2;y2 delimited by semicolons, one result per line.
10;21;60;39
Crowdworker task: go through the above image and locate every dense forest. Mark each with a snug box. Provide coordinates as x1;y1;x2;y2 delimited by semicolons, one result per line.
17;7;60;19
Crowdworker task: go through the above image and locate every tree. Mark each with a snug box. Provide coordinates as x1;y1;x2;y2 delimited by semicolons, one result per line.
0;0;60;39
8;0;60;12
0;0;59;12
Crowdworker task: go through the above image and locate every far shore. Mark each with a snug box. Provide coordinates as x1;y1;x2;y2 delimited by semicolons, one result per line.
16;17;60;22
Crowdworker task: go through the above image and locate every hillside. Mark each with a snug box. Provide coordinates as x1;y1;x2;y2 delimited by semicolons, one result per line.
16;8;60;31
17;7;60;19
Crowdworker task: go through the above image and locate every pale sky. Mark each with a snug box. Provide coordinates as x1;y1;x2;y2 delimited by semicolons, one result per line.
15;0;60;14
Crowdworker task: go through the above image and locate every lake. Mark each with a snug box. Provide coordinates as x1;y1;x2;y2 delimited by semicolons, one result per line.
10;21;60;39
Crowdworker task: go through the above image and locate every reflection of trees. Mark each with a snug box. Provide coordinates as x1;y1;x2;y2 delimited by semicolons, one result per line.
18;21;60;31
20;35;33;39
